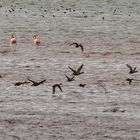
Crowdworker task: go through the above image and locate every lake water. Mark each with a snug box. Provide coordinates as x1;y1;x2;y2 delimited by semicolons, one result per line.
0;0;140;139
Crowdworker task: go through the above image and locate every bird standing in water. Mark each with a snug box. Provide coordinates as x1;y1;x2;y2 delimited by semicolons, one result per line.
10;34;17;49
33;34;41;47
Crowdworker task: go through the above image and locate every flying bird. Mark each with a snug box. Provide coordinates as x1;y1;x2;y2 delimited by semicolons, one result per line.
68;64;84;76
14;80;30;86
126;64;137;74
70;43;84;52
79;84;86;87
27;77;46;86
52;83;63;95
126;78;134;85
65;74;75;82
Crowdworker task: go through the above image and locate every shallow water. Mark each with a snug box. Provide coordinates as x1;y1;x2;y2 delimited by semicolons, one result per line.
0;0;140;139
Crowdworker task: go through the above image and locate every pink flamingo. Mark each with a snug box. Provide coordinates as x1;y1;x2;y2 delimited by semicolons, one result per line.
10;34;17;50
33;34;41;47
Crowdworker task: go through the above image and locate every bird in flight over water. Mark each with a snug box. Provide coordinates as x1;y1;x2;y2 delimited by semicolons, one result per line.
79;84;86;87
52;83;63;95
126;64;137;74
70;42;84;52
68;64;84;76
27;77;46;86
65;74;75;82
126;78;134;85
14;80;29;86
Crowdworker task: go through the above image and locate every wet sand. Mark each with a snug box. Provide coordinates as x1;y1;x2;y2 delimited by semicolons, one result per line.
0;0;140;139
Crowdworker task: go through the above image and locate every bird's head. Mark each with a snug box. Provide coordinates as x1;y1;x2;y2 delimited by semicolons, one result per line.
11;34;14;38
33;35;37;39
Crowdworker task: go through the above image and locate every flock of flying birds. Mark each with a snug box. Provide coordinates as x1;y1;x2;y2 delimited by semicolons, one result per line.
14;64;84;96
10;32;139;95
11;33;85;96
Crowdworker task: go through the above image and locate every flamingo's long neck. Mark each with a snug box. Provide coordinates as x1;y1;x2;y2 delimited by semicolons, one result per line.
11;35;14;39
33;35;37;40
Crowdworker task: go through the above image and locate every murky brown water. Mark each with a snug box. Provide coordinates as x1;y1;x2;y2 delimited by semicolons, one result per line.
0;0;140;139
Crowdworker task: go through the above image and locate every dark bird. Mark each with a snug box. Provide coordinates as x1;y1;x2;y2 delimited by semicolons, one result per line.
27;77;46;86
52;83;63;95
11;8;15;11
70;42;84;52
126;78;134;85
126;64;137;74
114;9;116;13
65;74;75;82
68;64;84;76
14;80;30;86
79;84;86;87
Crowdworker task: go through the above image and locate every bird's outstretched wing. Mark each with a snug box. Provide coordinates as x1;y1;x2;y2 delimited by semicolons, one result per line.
71;76;75;80
65;75;70;80
79;44;84;52
57;84;63;92
52;86;55;94
134;68;137;71
27;77;36;84
126;64;132;71
69;43;78;47
68;66;76;73
77;64;83;73
38;80;46;84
